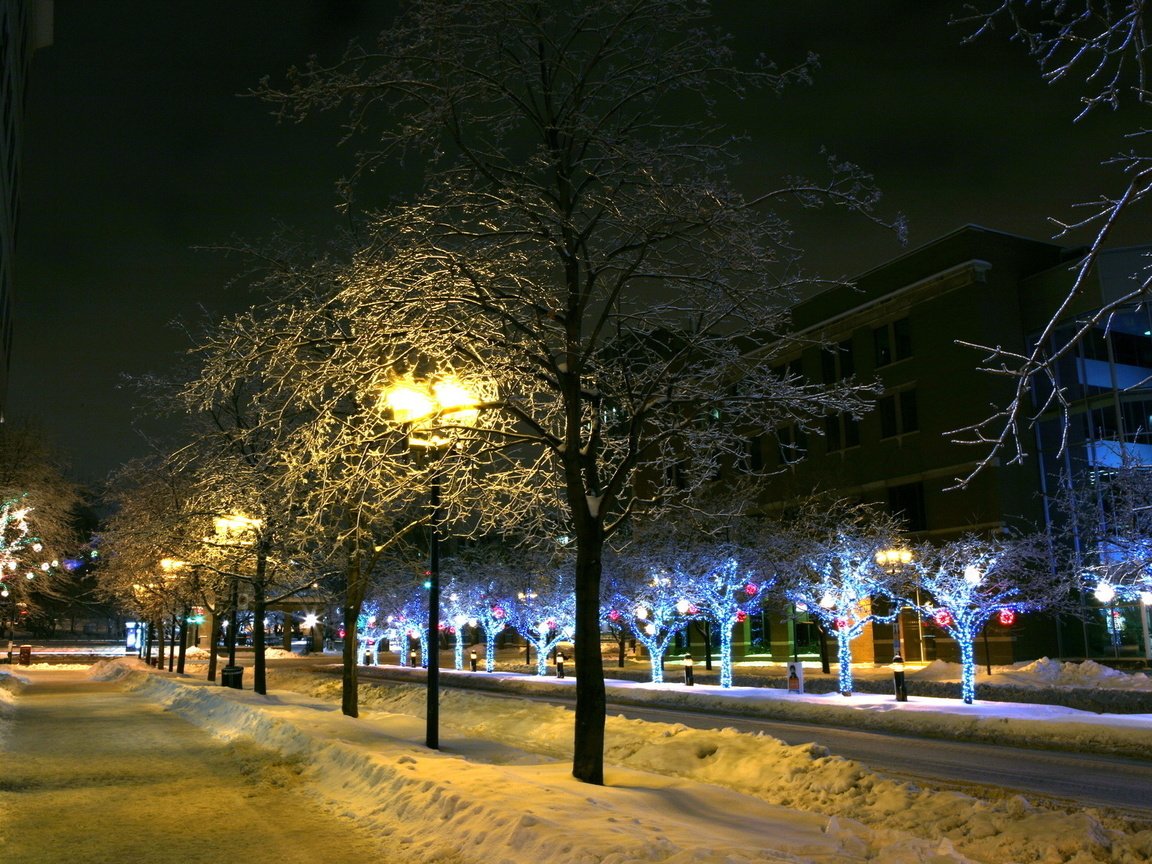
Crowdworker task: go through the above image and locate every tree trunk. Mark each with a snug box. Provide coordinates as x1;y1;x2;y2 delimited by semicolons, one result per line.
207;612;222;682
341;602;361;717
818;624;831;674
701;620;713;671
176;608;188;674
252;553;269;695
341;557;368;718
572;525;606;785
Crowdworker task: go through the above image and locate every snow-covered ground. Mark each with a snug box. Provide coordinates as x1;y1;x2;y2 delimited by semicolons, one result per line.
4;655;1152;863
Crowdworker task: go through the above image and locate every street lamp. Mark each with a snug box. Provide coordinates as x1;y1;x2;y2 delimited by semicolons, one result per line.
382;373;484;750
875;546;913;702
211;513;262;688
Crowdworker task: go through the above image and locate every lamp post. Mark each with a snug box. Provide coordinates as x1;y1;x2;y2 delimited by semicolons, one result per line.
383;374;483;750
212;513;261;689
875;547;912;702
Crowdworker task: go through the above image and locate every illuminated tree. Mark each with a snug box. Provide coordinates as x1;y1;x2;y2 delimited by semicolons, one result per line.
442;554;518;672
786;533;899;696
908;534;1060;704
0;494;61;653
98;458;234;679
682;555;770;688
604;552;699;684
356;600;387;665
0;420;84;633
254;0;902;784
506;572;575;677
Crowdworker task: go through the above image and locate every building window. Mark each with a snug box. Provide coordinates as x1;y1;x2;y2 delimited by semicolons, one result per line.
1087;399;1152;445
821;339;855;384
887;482;927;532
878;389;919;438
824;413;859;452
874;318;912;367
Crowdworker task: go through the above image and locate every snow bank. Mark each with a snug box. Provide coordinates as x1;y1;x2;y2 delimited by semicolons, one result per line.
78;659;1152;864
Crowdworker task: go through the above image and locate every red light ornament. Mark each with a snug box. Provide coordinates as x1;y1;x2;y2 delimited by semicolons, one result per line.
998;608;1016;626
933;608;953;628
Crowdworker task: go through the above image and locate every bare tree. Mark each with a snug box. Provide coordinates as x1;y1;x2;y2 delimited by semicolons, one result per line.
952;1;1152;484
253;0;902;784
97;458;227;672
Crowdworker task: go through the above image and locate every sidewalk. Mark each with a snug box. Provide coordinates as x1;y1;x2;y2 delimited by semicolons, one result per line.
0;667;394;864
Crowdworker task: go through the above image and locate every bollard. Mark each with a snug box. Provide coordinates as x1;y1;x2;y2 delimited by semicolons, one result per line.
470;650;478;672
891;654;908;702
683;655;694;686
555;652;566;679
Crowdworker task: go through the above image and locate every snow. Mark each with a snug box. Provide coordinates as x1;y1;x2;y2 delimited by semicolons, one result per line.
5;655;1152;863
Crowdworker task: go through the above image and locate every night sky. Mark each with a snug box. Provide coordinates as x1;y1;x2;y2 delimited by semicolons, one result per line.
13;1;1140;484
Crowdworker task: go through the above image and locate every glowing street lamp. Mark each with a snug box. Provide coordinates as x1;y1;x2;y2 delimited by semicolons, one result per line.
875;546;914;702
382;373;484;751
210;512;262;688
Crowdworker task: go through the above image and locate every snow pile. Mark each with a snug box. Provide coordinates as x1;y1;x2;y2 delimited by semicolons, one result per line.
908;660;966;681
1001;657;1152;690
82;659;1152;863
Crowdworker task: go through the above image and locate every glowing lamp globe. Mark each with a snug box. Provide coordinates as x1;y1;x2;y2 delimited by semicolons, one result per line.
1094;583;1116;604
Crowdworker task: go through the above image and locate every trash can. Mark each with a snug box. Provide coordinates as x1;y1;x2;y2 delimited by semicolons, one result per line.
18;645;31;666
221;665;244;689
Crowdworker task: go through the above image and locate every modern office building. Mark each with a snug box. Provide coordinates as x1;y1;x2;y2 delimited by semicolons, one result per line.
0;0;53;420
736;225;1152;667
